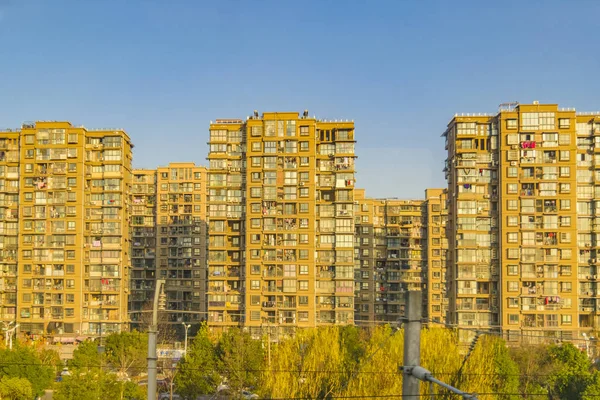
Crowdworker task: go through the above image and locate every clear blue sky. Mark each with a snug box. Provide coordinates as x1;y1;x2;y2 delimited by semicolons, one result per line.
1;0;599;198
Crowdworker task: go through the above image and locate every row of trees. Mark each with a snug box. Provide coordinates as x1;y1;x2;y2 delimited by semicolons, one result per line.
176;325;600;400
0;326;599;399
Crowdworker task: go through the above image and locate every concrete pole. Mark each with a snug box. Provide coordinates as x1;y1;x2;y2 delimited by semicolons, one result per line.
148;279;165;400
403;290;422;399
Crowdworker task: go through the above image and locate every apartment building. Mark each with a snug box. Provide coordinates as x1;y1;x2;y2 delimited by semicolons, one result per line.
207;111;356;334
444;102;600;342
354;190;439;324
155;163;208;325
423;188;449;324
129;169;157;330
0;121;133;339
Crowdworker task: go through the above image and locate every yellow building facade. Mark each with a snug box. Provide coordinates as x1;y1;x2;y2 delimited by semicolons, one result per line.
207;112;356;335
129;169;157;329
445;102;600;342
353;189;448;325
155;163;208;325
0;121;133;339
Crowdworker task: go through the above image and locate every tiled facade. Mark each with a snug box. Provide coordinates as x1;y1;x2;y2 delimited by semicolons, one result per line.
0;121;133;338
354;189;448;325
445;102;600;342
207;112;356;334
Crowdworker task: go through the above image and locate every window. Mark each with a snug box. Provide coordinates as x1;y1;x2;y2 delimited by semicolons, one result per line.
560;166;570;177
68;133;78;143
507;199;518;211
300;265;308;275
299;281;308;290
507;183;518;194
506;119;517;129
507;167;518;178
560;199;571;210
559;118;570;129
507;281;518;292
264;141;277;153
250;280;260;290
561;315;572;325
508;314;519;325
300;142;309;151
300;157;309;166
507;216;518;227
507;265;518;276
507;248;519;259
506;134;518;145
300;126;309;136
507;232;518;243
298;311;309;322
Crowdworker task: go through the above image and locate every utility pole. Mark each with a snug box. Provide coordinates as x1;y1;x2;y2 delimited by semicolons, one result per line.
402;290;422;399
148;279;166;400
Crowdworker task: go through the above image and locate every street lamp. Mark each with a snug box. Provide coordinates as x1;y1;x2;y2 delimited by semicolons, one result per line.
181;322;191;357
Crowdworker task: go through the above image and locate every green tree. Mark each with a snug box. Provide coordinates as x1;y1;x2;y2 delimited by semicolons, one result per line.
69;340;102;372
105;331;148;378
174;325;220;399
216;328;264;395
0;376;33;400
54;371;146;400
546;343;593;400
509;344;552;398
0;345;54;397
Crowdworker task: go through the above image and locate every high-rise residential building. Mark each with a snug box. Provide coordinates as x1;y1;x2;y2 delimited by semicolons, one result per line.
354;190;435;324
354;189;376;323
0;121;133;339
444;102;600;342
129;163;209;332
207;112;356;335
423;188;449;324
155;163;208;326
129;169;157;330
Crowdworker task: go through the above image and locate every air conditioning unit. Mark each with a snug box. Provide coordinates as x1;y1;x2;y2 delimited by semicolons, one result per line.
510;161;517;166
299;182;305;186
511;145;518;149
483;194;490;199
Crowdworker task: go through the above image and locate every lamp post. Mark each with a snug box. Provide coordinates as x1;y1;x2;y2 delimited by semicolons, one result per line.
181;322;191;357
148;279;166;400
